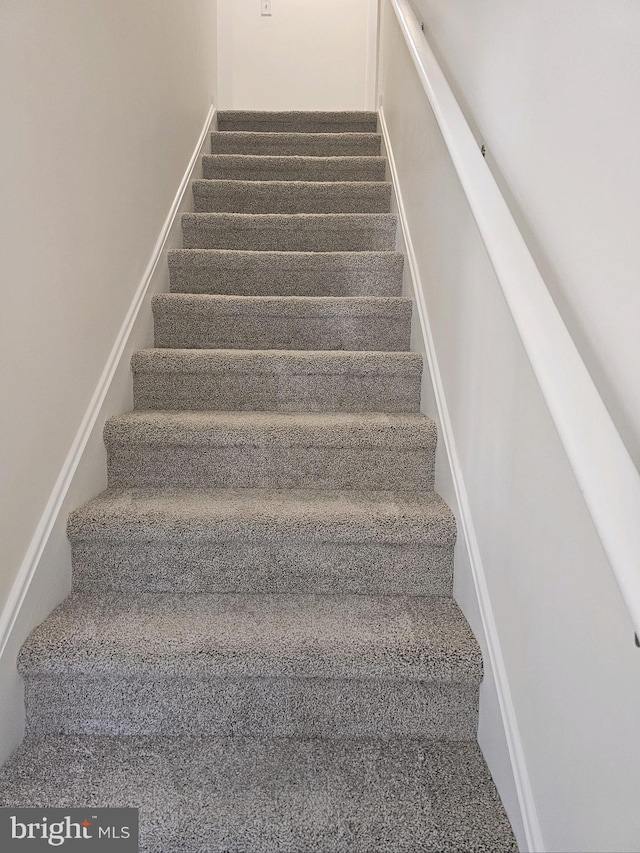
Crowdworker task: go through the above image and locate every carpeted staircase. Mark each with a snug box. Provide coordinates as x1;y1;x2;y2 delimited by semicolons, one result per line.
0;111;517;851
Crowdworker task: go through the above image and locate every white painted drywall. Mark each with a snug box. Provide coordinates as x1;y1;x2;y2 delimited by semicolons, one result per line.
0;0;217;762
412;0;640;469
379;2;640;851
217;0;377;110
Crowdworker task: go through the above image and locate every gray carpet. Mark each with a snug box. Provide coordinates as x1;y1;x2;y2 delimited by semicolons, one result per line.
0;738;516;852
152;294;412;350
192;180;392;214
0;110;517;851
216;110;379;133
131;347;424;412
181;213;397;252
203;154;387;182
210;131;382;157
104;410;437;489
168;250;405;297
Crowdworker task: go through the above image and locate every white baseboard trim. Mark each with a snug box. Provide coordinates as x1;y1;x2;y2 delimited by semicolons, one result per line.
0;105;216;759
378;105;544;853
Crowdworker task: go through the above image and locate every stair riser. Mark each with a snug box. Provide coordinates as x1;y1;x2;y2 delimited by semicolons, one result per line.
182;219;396;252
210;133;381;157
168;252;404;297
106;444;434;491
203;156;386;182
153;314;410;351
72;541;453;595
25;676;477;740
133;372;421;412
217;113;378;133
192;183;392;214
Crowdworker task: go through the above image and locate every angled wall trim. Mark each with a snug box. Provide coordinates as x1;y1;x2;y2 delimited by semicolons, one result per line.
379;105;544;853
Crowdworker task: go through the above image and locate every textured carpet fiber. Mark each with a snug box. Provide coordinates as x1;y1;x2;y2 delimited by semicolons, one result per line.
0;738;516;853
168;250;405;296
202;154;387;182
1;110;516;851
192;180;393;214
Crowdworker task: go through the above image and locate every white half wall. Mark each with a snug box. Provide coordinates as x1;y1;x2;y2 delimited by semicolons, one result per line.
0;0;218;764
217;0;378;110
379;3;640;852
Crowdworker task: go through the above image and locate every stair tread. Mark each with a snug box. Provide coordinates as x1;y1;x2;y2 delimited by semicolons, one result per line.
19;591;481;682
153;293;411;316
212;131;381;142
217;110;378;133
0;736;517;852
168;249;404;297
203;154;385;164
219;110;379;119
182;212;396;252
202;154;386;182
193;180;392;213
132;350;422;412
152;293;411;351
183;211;396;224
67;486;455;544
192;179;390;193
169;248;403;261
132;348;422;374
210;131;382;156
105;410;436;447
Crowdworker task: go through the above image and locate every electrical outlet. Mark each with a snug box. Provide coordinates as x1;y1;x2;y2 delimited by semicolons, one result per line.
261;0;272;15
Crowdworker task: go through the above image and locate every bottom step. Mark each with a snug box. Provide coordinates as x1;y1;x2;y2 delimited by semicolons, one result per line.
0;736;517;852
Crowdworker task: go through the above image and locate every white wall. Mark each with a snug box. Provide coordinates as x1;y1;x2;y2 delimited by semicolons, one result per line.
412;0;640;469
379;2;640;852
0;0;217;763
217;0;377;110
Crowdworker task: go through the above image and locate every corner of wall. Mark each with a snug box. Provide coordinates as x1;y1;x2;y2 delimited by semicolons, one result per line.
365;0;381;110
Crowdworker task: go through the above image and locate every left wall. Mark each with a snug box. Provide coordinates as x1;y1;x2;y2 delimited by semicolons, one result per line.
0;0;218;761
